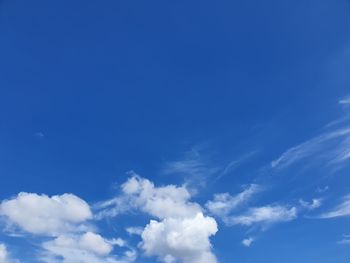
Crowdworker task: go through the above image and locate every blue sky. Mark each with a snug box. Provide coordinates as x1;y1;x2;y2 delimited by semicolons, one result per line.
1;0;350;262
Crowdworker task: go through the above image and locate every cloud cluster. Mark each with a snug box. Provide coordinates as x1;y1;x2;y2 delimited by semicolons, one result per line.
1;171;346;262
0;176;219;263
99;175;219;263
0;193;134;263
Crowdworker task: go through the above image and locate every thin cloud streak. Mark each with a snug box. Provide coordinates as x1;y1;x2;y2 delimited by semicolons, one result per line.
224;205;297;227
318;195;350;219
162;148;220;187
271;128;350;170
206;184;261;218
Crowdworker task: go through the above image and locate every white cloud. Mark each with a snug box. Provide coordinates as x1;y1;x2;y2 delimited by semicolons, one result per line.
299;199;322;210
318;195;350;218
41;232;136;263
0;193;92;236
271;128;350;170
225;205;297;226
241;237;254;247
161;148;219;186
45;232;112;257
98;175;202;220
205;184;260;217
0;244;19;263
0;176;217;263
339;95;350;105
109;238;126;248
125;227;143;236
98;175;219;263
141;213;218;263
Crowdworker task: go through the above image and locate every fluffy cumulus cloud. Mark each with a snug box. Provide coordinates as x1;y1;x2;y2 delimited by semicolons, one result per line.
41;232;135;263
206;184;260;217
141;213;218;263
0;175;306;262
98;175;202;219
225;205;297;226
98;175;219;263
121;176;218;263
0;193;136;263
0;193;92;236
0;176;219;263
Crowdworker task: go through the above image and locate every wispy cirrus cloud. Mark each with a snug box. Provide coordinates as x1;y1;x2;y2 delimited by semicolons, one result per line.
206;185;297;230
205;184;261;218
299;198;322;211
224;205;297;227
161;148;220;186
318;195;350;219
271;95;350;173
271;127;350;171
220;150;259;178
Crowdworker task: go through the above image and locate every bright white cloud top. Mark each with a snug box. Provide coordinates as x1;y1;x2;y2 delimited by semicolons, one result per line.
0;193;92;236
98;175;219;263
141;213;218;263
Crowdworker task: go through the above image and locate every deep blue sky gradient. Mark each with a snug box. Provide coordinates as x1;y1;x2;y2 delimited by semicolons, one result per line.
1;0;350;262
